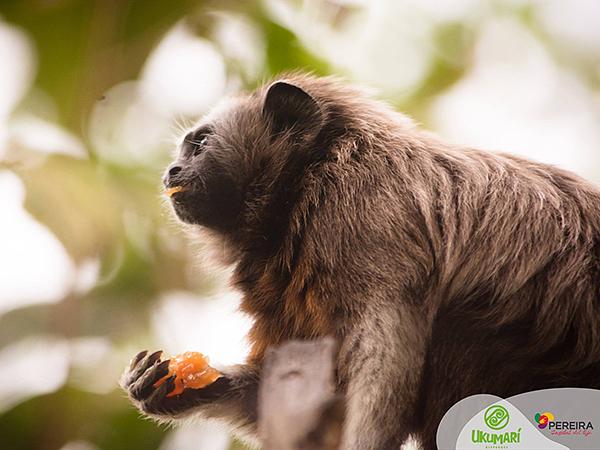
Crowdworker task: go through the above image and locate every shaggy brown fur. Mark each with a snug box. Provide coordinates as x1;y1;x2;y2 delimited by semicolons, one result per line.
122;74;600;450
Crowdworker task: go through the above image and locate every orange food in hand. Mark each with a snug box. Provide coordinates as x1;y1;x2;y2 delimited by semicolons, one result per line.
154;351;220;397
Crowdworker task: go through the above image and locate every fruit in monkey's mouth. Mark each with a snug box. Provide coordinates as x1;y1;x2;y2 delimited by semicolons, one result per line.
154;351;220;397
165;186;188;197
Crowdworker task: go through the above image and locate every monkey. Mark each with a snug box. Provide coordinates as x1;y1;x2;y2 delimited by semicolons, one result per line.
120;74;600;450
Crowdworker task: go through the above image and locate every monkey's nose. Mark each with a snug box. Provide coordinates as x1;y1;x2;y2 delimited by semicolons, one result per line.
163;163;183;187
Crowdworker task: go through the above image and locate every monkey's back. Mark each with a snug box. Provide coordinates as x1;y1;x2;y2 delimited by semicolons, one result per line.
398;142;600;449
301;115;600;442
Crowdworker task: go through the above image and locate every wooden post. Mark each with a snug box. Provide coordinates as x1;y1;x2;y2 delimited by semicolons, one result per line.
258;337;345;450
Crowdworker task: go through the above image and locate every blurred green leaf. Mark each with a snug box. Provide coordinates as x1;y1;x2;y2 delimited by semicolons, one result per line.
0;0;199;132
0;387;166;450
261;19;331;77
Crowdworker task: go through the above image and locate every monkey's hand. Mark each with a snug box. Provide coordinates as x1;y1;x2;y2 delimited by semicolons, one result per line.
120;350;233;419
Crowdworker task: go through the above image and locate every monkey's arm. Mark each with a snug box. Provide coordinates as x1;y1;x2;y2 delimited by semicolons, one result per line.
120;350;259;437
339;302;428;450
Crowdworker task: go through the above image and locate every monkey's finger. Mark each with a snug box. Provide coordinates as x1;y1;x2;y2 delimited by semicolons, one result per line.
138;350;163;373
129;350;148;370
130;359;171;401
144;375;176;414
124;350;163;388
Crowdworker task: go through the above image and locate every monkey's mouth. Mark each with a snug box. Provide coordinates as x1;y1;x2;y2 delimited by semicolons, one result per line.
164;185;189;198
165;184;202;224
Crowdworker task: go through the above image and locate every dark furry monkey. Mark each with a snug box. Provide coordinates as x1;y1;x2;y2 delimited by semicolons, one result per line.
121;74;600;450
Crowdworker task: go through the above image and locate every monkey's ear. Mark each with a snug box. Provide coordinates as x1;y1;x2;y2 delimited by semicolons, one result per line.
262;81;323;140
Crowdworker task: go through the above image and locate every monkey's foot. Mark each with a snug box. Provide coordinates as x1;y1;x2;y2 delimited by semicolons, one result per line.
120;350;228;417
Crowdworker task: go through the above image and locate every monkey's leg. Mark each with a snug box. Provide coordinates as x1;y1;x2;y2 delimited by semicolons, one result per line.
120;350;259;437
339;304;428;450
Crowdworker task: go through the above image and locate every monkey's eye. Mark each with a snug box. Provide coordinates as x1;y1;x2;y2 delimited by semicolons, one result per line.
188;135;208;157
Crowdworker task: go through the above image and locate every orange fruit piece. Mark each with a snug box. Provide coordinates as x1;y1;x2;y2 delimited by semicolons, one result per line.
153;351;221;397
165;186;187;197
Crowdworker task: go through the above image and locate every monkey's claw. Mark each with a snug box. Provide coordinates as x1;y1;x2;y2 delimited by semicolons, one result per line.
121;350;176;415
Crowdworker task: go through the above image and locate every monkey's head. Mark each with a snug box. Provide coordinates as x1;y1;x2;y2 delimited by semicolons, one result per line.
163;76;332;240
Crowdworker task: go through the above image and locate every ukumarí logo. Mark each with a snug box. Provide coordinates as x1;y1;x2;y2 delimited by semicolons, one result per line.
471;405;523;445
535;411;555;429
